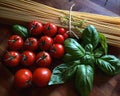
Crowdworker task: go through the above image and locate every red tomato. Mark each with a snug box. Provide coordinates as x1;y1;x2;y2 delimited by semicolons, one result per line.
3;51;21;67
58;27;66;35
63;33;69;39
24;37;38;51
28;20;43;36
8;35;23;51
54;34;64;44
14;69;32;88
36;51;52;67
39;36;53;51
21;51;35;66
43;23;57;37
50;44;65;59
33;68;51;87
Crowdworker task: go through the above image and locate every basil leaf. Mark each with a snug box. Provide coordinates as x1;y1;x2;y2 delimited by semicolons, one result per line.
48;63;70;85
96;55;120;75
85;44;93;53
64;38;85;58
75;65;94;96
81;53;95;66
81;25;99;49
63;53;80;63
48;61;80;85
99;33;108;54
13;24;28;38
94;47;104;58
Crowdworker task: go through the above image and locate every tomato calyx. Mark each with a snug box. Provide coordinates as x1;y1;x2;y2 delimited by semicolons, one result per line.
29;23;38;33
41;54;47;60
36;54;47;63
25;76;32;86
50;47;56;53
22;55;27;61
47;24;51;30
25;41;33;46
25;39;34;46
26;79;32;86
40;40;46;46
8;37;19;43
22;55;28;66
5;55;16;61
4;51;16;61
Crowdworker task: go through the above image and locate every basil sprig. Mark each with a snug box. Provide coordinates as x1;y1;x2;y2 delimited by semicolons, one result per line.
49;25;120;96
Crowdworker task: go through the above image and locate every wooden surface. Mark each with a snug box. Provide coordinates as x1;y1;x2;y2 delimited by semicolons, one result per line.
0;0;120;96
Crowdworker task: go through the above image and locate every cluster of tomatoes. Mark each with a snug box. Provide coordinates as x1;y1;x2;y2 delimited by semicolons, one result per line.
3;21;69;88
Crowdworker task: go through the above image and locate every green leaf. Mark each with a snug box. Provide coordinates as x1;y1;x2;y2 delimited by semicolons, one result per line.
81;52;95;67
64;38;85;58
99;33;108;54
75;65;94;96
13;25;28;38
63;53;81;63
94;47;104;58
85;44;93;53
96;55;120;75
48;61;80;85
81;25;99;49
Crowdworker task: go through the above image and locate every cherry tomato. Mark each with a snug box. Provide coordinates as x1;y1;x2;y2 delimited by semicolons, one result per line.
14;69;32;88
28;20;43;36
33;68;51;87
63;33;69;39
50;44;65;59
43;23;57;37
8;35;23;51
58;27;66;35
54;34;64;44
24;37;38;51
39;36;53;51
36;51;52;67
3;51;21;67
21;51;35;66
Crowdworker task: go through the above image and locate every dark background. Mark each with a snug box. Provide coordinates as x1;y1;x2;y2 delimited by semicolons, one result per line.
34;0;120;16
91;0;120;15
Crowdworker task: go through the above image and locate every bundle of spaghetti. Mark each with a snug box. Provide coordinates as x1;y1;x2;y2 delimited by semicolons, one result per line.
0;0;120;47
